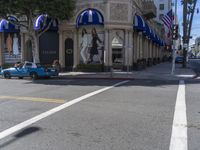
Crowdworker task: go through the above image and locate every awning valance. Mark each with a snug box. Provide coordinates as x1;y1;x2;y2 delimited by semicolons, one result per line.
34;15;58;31
143;23;151;38
0;16;20;33
76;8;104;27
134;15;145;31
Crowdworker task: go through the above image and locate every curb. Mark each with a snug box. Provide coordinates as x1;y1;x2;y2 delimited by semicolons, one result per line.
58;76;135;80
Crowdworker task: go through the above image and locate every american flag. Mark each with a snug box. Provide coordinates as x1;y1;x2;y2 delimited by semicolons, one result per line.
162;9;173;31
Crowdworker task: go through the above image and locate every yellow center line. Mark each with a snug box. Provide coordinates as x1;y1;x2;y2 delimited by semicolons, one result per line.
0;96;65;104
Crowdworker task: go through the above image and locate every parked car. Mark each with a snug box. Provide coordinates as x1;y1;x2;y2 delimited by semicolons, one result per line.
1;62;58;80
175;56;184;63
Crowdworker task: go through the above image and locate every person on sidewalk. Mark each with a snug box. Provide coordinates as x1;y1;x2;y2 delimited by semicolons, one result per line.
52;59;61;73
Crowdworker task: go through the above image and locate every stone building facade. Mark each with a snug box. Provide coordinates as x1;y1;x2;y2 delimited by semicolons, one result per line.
0;0;166;71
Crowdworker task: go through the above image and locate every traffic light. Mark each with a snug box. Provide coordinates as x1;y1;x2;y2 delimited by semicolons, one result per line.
172;24;179;40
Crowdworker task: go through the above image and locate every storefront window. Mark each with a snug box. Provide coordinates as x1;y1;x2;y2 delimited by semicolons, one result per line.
79;27;104;64
4;33;20;54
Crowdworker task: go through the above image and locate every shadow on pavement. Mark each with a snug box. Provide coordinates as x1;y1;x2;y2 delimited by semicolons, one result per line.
0;127;41;149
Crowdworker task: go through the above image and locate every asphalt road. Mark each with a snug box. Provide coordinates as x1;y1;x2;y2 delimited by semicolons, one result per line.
0;77;199;150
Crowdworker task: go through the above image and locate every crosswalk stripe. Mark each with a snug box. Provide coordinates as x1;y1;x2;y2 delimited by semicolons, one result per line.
169;80;187;150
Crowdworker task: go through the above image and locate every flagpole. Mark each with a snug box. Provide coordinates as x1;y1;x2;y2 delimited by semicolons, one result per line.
171;0;177;75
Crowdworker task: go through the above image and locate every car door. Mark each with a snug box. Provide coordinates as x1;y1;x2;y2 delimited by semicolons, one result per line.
9;67;20;77
21;63;34;77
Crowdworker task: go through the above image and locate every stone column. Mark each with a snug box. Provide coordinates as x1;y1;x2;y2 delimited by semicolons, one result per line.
144;39;147;59
158;46;161;59
104;29;109;70
147;40;150;59
0;33;3;66
152;43;155;58
137;33;140;60
139;34;143;59
73;30;78;70
20;33;26;62
156;45;158;58
157;45;159;58
59;31;65;69
155;45;157;58
128;31;133;69
108;30;112;70
124;30;129;67
149;41;152;58
133;32;137;63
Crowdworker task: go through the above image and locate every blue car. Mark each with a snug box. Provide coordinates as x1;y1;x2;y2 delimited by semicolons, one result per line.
1;62;58;79
175;56;184;63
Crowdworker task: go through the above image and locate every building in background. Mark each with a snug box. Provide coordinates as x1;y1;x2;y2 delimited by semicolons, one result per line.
154;0;172;44
154;0;172;24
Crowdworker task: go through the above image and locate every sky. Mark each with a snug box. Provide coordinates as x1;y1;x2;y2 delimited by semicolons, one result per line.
177;0;200;46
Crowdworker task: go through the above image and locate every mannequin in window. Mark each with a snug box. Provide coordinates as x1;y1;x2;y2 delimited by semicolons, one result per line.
13;33;19;56
80;28;89;64
6;34;13;55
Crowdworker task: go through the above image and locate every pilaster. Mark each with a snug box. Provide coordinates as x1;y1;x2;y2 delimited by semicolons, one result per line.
73;30;78;69
20;33;26;62
0;33;3;66
59;31;65;69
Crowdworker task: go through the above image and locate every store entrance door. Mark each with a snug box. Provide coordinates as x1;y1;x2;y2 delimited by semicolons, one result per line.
112;35;124;70
65;38;74;71
112;48;123;70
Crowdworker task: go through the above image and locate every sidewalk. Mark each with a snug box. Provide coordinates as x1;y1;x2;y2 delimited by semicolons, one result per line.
59;62;196;80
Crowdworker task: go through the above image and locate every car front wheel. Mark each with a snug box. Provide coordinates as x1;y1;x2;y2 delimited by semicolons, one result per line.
4;72;11;79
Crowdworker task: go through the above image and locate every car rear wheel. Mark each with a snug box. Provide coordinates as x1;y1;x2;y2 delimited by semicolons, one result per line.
30;72;38;80
4;72;11;79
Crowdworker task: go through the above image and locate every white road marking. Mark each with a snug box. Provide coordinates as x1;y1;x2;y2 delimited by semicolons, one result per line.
169;80;187;150
0;80;129;140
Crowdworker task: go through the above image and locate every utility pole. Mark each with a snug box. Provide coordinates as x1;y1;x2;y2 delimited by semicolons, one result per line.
182;0;188;68
171;0;178;75
182;0;197;68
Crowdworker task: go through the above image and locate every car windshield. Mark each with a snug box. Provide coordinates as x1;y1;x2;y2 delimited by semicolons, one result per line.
36;63;42;67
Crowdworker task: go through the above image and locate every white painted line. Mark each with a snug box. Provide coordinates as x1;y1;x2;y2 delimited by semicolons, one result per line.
169;80;188;150
0;80;129;140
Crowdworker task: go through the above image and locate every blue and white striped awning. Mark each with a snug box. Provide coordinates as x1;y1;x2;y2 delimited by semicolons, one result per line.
150;28;155;42
0;16;20;33
76;8;104;27
134;15;145;31
34;14;58;31
143;23;151;38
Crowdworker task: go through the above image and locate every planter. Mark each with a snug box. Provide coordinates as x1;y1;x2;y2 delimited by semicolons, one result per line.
77;64;103;72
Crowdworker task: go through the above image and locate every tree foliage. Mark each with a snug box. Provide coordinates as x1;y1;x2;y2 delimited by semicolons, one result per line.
0;0;75;21
0;0;75;63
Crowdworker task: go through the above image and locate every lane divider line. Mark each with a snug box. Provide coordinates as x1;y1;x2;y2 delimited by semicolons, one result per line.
169;80;188;150
0;80;129;140
0;96;65;104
